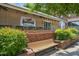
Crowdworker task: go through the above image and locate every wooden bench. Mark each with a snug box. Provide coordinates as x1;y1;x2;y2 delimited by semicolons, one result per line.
27;30;58;55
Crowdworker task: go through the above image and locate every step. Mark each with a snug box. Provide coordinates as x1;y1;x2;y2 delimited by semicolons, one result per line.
28;39;58;56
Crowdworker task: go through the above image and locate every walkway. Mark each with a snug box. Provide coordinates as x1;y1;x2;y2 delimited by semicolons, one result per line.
43;41;79;56
51;41;79;56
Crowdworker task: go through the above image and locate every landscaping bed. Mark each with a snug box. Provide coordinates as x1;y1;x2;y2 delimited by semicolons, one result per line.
0;27;79;55
55;39;78;49
54;28;79;49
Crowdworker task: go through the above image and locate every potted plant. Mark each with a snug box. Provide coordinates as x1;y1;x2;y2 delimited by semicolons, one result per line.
54;28;78;49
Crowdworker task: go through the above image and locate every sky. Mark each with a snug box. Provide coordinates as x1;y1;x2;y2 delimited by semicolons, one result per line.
15;3;25;8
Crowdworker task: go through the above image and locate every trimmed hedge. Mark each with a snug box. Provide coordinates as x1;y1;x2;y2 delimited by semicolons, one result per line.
0;27;28;55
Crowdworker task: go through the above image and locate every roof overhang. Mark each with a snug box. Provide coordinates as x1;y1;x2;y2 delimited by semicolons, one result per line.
0;3;31;13
0;3;62;21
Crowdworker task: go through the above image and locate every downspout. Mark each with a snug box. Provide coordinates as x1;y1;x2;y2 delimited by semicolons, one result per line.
65;18;68;29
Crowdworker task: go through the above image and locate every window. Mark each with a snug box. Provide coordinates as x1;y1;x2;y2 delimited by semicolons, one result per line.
68;21;79;30
44;20;51;30
20;16;36;27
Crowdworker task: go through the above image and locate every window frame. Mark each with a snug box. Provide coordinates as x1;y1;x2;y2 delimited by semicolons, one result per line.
43;20;52;29
20;16;36;27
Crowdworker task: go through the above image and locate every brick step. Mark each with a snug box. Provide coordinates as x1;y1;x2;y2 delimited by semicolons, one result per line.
26;30;57;56
28;39;58;56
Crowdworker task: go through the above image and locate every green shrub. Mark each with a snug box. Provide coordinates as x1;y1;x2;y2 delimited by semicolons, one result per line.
55;28;78;40
64;28;78;39
66;28;78;34
0;27;28;55
55;29;70;40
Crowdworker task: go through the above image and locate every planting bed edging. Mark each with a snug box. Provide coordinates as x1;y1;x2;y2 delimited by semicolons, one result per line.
55;39;78;49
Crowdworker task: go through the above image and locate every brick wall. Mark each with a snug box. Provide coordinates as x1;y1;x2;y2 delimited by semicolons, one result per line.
27;30;55;42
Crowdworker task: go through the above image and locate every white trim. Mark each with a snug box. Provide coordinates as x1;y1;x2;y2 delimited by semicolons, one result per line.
20;16;36;27
68;17;79;22
43;20;51;23
59;21;65;29
33;19;36;27
20;16;24;26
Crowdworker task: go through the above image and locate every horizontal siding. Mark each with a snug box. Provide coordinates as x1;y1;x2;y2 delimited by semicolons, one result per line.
0;7;59;29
